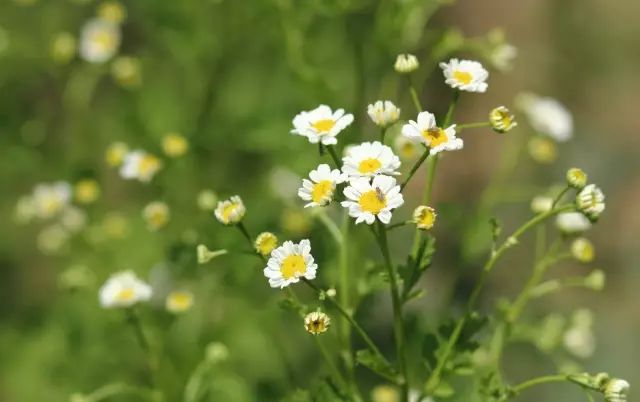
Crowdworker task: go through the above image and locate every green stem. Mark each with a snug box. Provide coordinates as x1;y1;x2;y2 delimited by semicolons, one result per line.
327;145;342;169
85;382;156;402
312;335;350;394
552;185;571;208
315;210;343;245
425;205;574;394
374;222;409;400
236;222;266;263
456;121;491;132
511;374;568;394
125;309;159;392
400;148;430;192
380;126;388;144
407;76;423;112
338;210;357;395
387;221;411;231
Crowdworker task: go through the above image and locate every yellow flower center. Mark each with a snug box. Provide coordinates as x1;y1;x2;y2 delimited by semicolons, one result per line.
307;319;328;334
93;31;116;51
42;197;63;215
221;203;239;222
312;119;336;133
453;70;473;85
358;158;382;174
280;255;306;280
422;127;448;147
168;292;192;311
138;156;160;177
358;190;386;214
116;288;136;302
311;180;334;203
147;210;168;228
416;208;436;229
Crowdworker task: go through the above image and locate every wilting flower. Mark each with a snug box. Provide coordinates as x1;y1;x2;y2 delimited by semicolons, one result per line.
531;195;553;214
120;150;162;182
196;244;227;264
30;182;72;219
413;206;436;230
99;271;152;308
394;135;419;160
367;100;400;128
162;133;189;157
79;18;121;63
143;201;170;231
74;179;100;204
394;53;419;73
571;238;595;263
341;141;401;178
304;311;331;335
439;58;489;93
298;164;347;207
604;378;630;402
97;1;127;24
197;189;218;211
402;111;462;155
263;239;317;288
576;184;605;221
111;56;141;88
165;290;194;314
50;32;76;64
567;168;588;189
341;175;404;225
528;137;558;164
556;212;592;234
105;141;129;167
518;93;573;142
489;106;517;133
214;195;245;225
291;105;354;146
255;232;278;256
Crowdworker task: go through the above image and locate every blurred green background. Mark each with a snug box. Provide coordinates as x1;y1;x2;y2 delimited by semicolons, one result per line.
0;0;638;401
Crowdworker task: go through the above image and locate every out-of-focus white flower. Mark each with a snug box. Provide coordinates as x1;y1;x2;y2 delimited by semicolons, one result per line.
304;311;331;335
576;184;605;221
531;196;553;214
402;111;462;155
528;137;558;164
563;324;596;359
341;141;401;178
439;58;489;92
604;378;630;402
214;195;245;225
517;93;573;142
32;182;72;219
14;196;36;224
37;225;69;254
489;106;517;133
79;18;121;63
291;105;354;146
491;43;517;72
60;206;88;233
197;189;218;211
143;201;170;231
165;290;194;313
51;32;76;64
341;175;404;225
99;271;152;308
97;1;127;24
119;150;162;182
367;100;400;128
298;164;347;207
556;212;592;234
74;179;100;204
413;206;436;230
571;238;595;263
263;239;317;288
394;135;420;160
162;133;189;157
111;56;142;88
394;53;419;73
105;141;129;167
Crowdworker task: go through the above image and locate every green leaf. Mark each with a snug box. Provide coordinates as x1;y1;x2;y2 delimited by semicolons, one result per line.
355;349;398;381
400;235;436;301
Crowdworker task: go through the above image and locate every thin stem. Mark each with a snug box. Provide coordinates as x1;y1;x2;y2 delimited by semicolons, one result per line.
236;222;266;263
380;126;388;144
512;374;568;394
456;121;491;132
312;335;350;393
552;185;571;208
387;221;411;231
425;205;574;394
407;76;423;112
125;309;159;391
400;148;430;192
338;210;357;395
374;221;409;400
85;382;156;402
314;210;343;245
327;145;342;169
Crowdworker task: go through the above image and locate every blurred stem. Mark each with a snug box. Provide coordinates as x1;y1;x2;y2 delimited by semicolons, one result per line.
373;222;409;401
315;210;343;245
84;382;156;402
302;279;394;383
407;76;423;112
425;205;573;394
511;374;568;394
327;145;342;168
380;126;388;144
457;121;491;132
552;185;571;207
236;222;266;263
400;147;430;192
125;309;160;395
338;210;356;392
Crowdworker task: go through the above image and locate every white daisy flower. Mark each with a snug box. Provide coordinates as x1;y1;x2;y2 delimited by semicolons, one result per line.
341;175;404;225
401;111;462;155
291;105;354;146
517;93;573;142
79;18;121;64
576;184;605;221
298;164;347;207
31;181;72;219
530;196;553;214
394;135;420;160
143;201;170;231
304;311;331;335
394;53;419;73
604;379;630;402
214;195;246;225
439;58;489;93
556;212;592;234
367;100;400;128
119;150;162;182
341;141;401;178
99;270;152;308
263;239;317;288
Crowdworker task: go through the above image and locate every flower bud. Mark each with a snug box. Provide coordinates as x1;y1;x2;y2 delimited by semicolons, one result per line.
214;195;246;225
394;53;419;73
255;232;278;256
567;168;588;189
197;244;227;264
531;196;553;214
489;106;517;133
413;206;437;230
576;184;605;222
604;378;630;402
304;311;331;335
